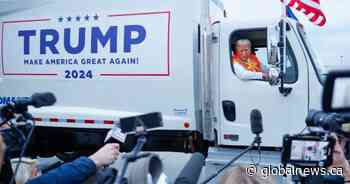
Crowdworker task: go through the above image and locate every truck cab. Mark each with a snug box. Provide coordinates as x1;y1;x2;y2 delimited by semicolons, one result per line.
209;18;326;147
202;18;327;183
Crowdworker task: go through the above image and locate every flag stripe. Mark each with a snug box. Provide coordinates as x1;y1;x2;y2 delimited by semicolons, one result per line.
299;8;307;14
288;0;297;7
302;0;320;9
306;12;315;19
286;0;326;27
292;2;299;9
314;16;323;25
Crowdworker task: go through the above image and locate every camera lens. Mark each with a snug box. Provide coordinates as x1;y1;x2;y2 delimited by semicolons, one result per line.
306;110;344;131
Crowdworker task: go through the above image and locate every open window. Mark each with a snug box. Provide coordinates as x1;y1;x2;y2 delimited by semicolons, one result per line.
229;28;298;84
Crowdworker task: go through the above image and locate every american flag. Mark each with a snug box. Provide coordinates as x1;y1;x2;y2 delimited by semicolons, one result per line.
285;0;326;27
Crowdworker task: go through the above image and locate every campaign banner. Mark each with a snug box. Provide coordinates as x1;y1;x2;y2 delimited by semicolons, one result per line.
1;11;170;79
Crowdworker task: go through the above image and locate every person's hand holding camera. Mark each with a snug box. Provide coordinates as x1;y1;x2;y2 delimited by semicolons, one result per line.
329;134;350;181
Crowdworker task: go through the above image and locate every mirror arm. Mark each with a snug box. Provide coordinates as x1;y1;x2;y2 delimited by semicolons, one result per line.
277;19;292;97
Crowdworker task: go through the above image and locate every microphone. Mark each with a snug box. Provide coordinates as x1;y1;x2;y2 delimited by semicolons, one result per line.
201;110;265;184
250;109;263;163
0;92;56;123
104;126;127;151
175;152;205;184
15;92;57;109
127;154;164;184
105;126;127;143
250;109;263;135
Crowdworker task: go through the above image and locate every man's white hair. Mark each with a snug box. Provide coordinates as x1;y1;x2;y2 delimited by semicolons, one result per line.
236;39;251;48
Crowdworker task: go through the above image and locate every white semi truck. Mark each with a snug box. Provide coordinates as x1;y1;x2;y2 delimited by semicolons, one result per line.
0;0;326;160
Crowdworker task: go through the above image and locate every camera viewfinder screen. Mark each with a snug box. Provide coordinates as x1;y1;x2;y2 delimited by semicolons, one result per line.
290;140;329;162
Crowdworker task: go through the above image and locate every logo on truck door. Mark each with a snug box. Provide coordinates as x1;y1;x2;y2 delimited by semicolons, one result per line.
1;11;171;78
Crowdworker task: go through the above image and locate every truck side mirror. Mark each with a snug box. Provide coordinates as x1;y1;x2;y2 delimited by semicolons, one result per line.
268;46;278;65
267;25;280;66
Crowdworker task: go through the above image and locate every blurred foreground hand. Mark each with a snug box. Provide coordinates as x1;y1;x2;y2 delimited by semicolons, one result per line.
89;143;120;168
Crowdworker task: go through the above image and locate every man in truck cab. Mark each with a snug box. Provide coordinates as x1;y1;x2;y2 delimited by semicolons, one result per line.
232;39;279;82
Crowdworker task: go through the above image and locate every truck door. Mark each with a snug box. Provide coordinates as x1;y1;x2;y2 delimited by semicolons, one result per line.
218;24;310;147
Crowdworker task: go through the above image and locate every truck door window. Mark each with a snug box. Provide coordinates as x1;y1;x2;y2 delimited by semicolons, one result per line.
230;28;298;83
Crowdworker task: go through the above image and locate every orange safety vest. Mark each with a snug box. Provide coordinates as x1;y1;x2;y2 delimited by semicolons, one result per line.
232;53;262;72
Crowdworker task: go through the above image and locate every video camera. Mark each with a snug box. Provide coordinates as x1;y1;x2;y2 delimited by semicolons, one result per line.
282;70;350;176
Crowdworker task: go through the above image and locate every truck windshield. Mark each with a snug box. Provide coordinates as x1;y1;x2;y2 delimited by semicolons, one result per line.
297;24;326;85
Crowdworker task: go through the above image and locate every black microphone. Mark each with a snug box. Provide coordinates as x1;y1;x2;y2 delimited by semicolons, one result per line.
201;110;265;184
0;92;56;123
104;126;128;151
250;109;263;164
175;152;205;184
250;109;263;135
15;92;56;109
